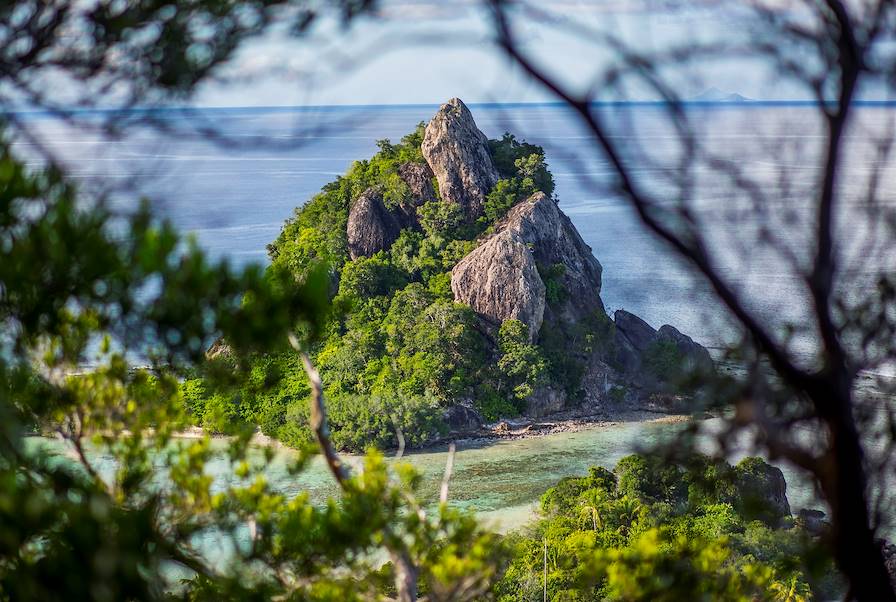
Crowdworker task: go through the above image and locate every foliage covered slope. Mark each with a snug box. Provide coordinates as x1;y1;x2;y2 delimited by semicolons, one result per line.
496;454;839;601
184;124;576;450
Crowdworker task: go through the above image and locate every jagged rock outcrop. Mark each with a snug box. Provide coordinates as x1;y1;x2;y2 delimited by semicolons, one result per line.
343;97;714;419
525;385;567;417
451;192;604;345
346;188;402;260
205;338;232;360
451;231;546;341
422;98;499;220
613;309;713;378
735;462;791;526
443;404;483;433
398;162;437;205
497;192;604;322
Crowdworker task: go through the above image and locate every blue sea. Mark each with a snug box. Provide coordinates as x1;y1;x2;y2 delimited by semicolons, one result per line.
14;102;896;352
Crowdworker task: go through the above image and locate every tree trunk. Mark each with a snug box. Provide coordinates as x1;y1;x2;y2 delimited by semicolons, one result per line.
821;388;895;601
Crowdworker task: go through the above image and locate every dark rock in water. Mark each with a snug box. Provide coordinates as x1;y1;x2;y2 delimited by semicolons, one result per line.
613;309;714;382
657;324;714;375
443;404;483;433
614;310;659;353
735;461;791;526
613;310;660;375
451;230;546;341
496;192;604;322
346;188;402;260
525;385;567;417
797;508;829;537
422;98;499;220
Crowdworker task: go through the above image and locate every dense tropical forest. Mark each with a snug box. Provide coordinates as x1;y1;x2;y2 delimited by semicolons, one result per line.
495;454;837;601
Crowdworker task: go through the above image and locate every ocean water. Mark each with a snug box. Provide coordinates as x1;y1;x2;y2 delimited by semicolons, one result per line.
23;102;896;351
28;416;821;538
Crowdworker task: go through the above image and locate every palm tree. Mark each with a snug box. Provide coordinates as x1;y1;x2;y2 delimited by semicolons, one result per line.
769;575;811;602
577;489;608;531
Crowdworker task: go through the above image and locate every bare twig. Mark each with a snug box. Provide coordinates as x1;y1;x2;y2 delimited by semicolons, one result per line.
391;414;406;460
288;334;418;602
440;442;456;505
289;334;350;487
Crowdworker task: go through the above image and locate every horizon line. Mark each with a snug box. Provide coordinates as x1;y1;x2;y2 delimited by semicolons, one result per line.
5;98;896;117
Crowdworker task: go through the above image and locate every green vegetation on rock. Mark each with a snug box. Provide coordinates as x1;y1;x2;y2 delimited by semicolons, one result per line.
192;126;572;451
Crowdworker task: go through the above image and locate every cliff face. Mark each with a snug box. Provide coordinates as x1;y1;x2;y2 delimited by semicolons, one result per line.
347;188;402;260
451;229;546;341
450;191;605;341
421;98;499;220
496;192;604;323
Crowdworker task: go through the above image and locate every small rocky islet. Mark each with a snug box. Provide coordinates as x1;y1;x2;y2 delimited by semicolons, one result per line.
202;98;715;449
344;98;711;420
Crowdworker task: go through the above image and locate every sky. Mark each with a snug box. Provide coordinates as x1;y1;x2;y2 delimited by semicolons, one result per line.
193;0;797;107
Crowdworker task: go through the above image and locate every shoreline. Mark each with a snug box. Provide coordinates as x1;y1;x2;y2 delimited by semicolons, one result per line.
428;409;694;450
167;408;696;452
36;408;698;455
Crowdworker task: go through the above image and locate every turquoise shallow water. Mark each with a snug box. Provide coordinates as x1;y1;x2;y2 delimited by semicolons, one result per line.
28;417;820;536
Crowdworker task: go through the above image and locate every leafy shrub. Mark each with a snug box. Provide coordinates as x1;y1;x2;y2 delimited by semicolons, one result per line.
326;392;445;452
538;262;568;304
474;387;520;422
488;132;555;196
480;178;533;226
418;199;467;239
643;338;684;381
614;454;686;505
497;454;831;601
336;252;408;303
497;320;549;401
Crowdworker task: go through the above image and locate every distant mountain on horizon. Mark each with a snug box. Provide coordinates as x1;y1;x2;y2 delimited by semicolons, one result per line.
692;87;752;103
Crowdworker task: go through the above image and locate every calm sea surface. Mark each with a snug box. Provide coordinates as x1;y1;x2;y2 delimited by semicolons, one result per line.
25;102;894;349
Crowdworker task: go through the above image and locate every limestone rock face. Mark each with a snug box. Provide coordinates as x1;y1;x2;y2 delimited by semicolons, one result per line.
525;385;567;418
443;404;483;433
422;98;499;219
346;188;402;260
450;192;605;344
205;338;232;360
394;162;437;227
398;162;437;205
496;192;603;321
450;231;546;341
